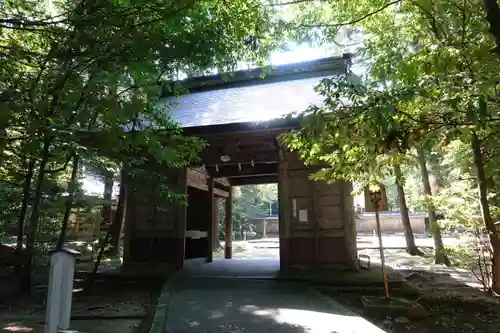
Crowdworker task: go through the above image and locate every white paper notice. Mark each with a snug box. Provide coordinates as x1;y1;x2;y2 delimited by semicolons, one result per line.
299;209;308;222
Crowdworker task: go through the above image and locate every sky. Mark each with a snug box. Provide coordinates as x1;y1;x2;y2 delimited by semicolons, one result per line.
82;43;364;196
271;44;335;65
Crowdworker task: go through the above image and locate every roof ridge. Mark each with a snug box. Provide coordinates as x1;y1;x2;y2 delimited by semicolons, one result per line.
162;54;351;96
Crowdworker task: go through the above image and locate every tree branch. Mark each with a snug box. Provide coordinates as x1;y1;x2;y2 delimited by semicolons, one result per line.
267;0;326;7
130;0;196;28
0;16;67;27
45;152;75;174
410;0;443;39
296;0;401;28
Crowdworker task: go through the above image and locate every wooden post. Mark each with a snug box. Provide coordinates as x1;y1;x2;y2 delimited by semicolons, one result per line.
207;177;214;263
122;171;133;266
342;181;359;271
224;187;233;259
370;190;390;299
176;169;188;268
278;148;290;270
213;198;220;250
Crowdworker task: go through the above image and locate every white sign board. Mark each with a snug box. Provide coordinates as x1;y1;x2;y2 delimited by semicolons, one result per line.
299;209;308;222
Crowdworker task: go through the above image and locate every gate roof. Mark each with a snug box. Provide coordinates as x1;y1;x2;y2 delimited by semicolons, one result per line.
160;54;351;130
160;54;352;185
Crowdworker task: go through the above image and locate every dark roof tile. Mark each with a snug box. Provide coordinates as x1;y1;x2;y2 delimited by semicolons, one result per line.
161;76;332;128
159;56;350;128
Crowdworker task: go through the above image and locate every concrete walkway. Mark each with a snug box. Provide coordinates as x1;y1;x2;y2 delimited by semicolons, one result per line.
160;263;387;333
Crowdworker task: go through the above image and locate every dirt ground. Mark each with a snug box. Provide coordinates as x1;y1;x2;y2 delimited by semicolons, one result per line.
0;276;160;333
329;292;500;333
222;236;500;332
0;233;494;333
225;236;485;289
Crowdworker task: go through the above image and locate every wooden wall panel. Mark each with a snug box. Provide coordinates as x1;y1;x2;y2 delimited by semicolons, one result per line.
288;178;311;195
123;167;187;269
278;149;357;271
318;216;343;229
129;238;184;266
318;237;347;262
314;181;342;195
316;194;341;207
290;238;315;264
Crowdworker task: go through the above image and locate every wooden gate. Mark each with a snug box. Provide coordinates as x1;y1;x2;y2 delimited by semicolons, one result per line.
122;168;187;269
278;149;358;271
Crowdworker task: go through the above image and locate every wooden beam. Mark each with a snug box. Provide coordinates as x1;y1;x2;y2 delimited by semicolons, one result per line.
198;151;279;167
207;178;214;263
216;177;230;187
229;175;278;186
207;163;278;178
213;191;229;199
181;118;300;136
188;181;228;198
187;168;229;197
225;187;233;259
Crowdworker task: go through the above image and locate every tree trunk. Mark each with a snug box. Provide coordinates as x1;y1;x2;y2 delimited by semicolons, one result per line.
101;172;114;230
23;137;51;291
0;127;7;168
416;146;450;266
393;164;422;256
87;230;112;289
109;170;127;257
56;155;80;250
0;89;14;169
15;158;36;276
471;133;500;293
427;152;447;196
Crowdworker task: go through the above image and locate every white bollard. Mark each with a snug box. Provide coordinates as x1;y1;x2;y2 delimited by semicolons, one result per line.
46;248;80;333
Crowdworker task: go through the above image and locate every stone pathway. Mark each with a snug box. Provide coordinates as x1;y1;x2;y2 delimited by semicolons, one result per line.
162;275;387;333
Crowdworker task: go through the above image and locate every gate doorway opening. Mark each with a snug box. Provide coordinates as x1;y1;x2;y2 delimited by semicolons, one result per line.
213;183;279;262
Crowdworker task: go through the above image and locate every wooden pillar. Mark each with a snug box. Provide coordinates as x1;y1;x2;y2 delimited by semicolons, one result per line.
342;181;359;271
122;170;134;266
176;169;188;268
224;187;233;259
212;198;220;250
278;148;291;270
207;177;214;263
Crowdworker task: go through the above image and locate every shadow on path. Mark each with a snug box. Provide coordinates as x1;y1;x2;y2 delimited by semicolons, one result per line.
164;269;387;333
